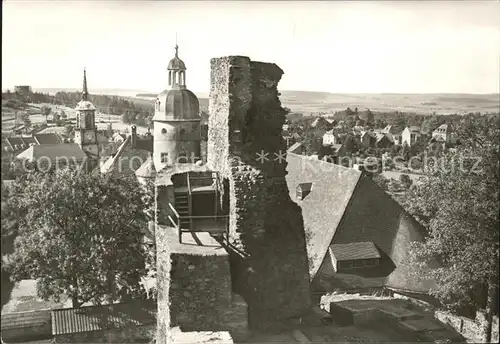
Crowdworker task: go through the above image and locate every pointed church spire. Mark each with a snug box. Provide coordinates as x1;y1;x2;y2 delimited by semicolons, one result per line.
82;68;88;101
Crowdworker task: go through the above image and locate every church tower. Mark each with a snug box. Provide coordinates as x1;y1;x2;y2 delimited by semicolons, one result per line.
74;69;100;171
153;45;201;171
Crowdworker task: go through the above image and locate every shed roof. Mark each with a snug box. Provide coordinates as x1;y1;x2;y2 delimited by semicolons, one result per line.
330;242;381;261
1;310;51;331
51;300;156;335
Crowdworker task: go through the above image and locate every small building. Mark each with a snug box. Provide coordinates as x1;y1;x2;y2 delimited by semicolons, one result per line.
322;129;340;146
382;125;402;145
401;126;423;146
360;131;376;148
375;133;394;149
51;301;156;343
1;310;52;342
432;124;452;144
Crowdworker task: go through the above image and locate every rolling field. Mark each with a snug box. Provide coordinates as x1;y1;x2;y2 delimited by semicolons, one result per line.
132;90;499;115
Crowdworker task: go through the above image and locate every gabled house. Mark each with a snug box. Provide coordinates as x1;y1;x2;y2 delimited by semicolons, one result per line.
286;152;434;295
322;129;340;146
432;124;452;144
382;125;402;145
16;143;88;171
112;132;127;143
375;133;393;149
101;126;153;177
401;126;423;146
360;131;376;148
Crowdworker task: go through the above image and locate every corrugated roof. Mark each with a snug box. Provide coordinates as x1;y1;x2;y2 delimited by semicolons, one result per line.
1;310;51;330
51;300;156;335
16;144;87;162
330;242;381;261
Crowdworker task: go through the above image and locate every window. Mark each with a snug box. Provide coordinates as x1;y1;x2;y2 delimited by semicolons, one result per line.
161;128;167;135
353;260;364;268
178;152;188;164
338;260;353;269
363;258;379;267
161;153;168;164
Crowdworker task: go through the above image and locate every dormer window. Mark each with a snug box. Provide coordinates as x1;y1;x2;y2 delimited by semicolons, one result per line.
161;153;169;164
296;182;313;200
330;242;381;272
231;130;241;143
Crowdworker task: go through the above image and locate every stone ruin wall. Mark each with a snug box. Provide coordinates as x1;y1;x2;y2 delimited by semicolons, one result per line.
208;56;311;331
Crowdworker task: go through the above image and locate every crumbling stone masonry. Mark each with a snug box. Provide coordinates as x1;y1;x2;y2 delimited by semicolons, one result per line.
207;56;311;331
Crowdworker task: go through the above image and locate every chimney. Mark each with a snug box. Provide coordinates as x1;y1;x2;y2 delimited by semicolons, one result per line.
130;125;137;147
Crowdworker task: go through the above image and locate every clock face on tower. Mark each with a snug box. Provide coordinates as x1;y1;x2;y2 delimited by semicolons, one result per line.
83;131;95;142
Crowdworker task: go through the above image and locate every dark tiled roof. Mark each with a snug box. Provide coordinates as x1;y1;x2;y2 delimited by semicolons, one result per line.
135;155;156;178
330;176;435;293
135;137;153;152
286;153;435;293
16;144;87;162
34;133;62;144
330;242;381;261
51;300;156;335
285;153;362;278
22;136;37;145
1;310;51;330
6;136;24;148
101;136;150;175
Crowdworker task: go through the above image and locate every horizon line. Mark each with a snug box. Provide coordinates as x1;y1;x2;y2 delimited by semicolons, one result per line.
2;87;499;97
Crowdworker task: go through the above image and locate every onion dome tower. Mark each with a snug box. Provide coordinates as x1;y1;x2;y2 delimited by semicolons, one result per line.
153;45;201;171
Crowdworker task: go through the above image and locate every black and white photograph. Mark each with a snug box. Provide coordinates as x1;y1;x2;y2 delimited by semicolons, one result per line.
1;1;499;343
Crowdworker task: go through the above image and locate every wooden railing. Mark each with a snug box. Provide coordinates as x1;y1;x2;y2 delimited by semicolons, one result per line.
167;201;229;244
176;215;229;243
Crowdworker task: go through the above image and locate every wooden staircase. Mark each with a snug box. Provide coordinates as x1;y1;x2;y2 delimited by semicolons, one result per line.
174;192;191;229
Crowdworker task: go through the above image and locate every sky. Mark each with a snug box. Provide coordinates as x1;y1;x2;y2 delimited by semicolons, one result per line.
2;1;500;94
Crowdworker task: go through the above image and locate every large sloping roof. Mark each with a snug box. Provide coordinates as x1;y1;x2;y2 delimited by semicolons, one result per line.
286;153;435;293
51;300;156;335
34;133;63;145
16;144;87;162
331;242;381;261
285;153;362;278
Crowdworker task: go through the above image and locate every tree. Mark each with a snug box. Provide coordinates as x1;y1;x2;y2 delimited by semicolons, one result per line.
121;112;131;124
399;173;413;189
41;105;51;124
402;118;499;342
5;169;153;308
366;109;374;126
60;110;67;119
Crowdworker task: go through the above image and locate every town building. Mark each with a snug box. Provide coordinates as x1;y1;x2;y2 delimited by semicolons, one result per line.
360;130;376;148
322;129;341;146
401;126;424;146
432;123;453;144
14;70;100;173
382;125;402;145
